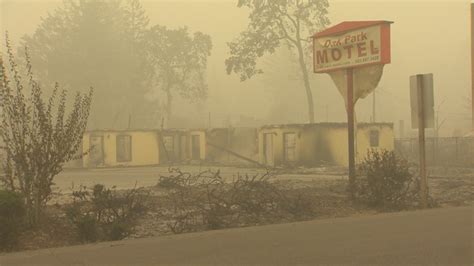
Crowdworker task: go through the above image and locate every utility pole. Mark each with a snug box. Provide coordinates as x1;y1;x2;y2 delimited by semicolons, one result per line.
434;99;446;138
471;3;473;130
325;105;329;122
399;120;405;139
372;90;376;123
208;112;211;129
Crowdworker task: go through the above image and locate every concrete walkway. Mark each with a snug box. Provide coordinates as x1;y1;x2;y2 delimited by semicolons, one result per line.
1;206;472;265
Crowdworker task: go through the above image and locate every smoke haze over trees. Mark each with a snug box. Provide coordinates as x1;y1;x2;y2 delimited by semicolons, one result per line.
225;0;330;123
2;0;471;135
21;0;149;128
145;25;212;124
20;0;212;129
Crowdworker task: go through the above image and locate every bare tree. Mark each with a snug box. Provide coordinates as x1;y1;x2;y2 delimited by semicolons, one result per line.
0;34;93;226
225;0;330;123
144;26;212;123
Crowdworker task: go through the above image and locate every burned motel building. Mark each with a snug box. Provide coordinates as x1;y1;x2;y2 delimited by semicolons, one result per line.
259;123;394;167
77;123;394;169
81;127;259;168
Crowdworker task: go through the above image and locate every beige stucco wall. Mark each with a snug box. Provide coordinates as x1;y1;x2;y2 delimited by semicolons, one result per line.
160;131;186;162
83;130;160;167
319;126;348;166
356;124;395;162
129;131;160;166
188;130;206;160
258;126;304;166
259;123;394;167
206;128;259;164
315;124;394;166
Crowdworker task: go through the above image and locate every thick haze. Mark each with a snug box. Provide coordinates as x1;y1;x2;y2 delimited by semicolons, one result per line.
1;0;472;136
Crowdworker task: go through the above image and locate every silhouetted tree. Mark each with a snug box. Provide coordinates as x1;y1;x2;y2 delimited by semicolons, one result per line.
21;0;149;128
225;0;330;123
144;26;212;123
0;35;93;226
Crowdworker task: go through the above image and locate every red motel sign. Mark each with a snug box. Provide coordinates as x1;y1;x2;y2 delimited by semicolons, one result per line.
312;21;392;73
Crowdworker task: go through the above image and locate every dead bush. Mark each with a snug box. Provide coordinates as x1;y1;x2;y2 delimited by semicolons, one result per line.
277;188;317;220
65;184;149;242
157;168;316;233
356;150;421;210
0;190;25;251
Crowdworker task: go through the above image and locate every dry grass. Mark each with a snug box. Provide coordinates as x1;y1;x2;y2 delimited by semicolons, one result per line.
5;166;472;252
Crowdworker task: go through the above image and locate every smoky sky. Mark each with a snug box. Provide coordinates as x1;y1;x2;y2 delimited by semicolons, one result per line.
0;0;471;136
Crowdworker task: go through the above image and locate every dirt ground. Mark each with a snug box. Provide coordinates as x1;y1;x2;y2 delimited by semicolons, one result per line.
6;165;474;253
51;165;473;207
120;165;472;239
48;165;346;205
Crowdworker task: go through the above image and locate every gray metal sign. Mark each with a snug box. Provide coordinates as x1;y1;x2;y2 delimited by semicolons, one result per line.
410;73;434;129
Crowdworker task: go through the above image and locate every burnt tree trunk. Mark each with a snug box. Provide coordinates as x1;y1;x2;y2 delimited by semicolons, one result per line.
166;89;172;126
296;42;315;124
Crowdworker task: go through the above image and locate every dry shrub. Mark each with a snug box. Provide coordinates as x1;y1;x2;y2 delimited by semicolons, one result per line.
0;190;25;251
65;184;149;242
157;168;316;233
356;150;422;211
0;36;92;226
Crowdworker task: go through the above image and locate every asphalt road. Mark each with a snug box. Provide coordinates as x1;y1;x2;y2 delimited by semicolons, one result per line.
1;206;472;265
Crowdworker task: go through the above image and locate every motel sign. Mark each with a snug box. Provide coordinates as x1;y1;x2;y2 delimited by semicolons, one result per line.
312;21;392;199
313;21;391;73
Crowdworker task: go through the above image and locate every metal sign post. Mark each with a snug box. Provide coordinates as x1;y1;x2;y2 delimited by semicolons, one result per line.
347;68;356;199
416;75;427;208
312;21;392;200
471;3;474;131
410;73;434;208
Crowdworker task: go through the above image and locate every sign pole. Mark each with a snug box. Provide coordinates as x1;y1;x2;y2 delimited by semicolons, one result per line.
417;74;428;208
312;21;392;202
347;68;356;200
471;3;473;131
